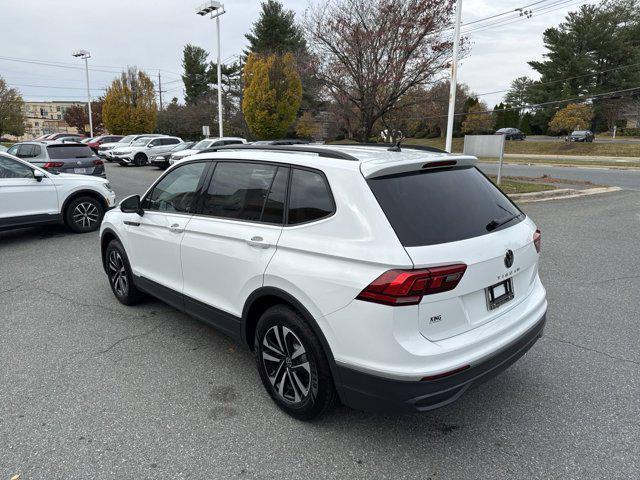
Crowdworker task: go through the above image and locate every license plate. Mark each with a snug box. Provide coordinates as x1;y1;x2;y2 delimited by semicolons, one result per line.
486;278;514;311
74;167;86;174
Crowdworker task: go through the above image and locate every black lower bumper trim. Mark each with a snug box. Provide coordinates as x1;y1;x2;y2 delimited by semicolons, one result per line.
335;313;546;413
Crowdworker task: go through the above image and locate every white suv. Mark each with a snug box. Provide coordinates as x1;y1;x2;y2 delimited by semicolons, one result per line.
99;144;546;419
0;152;115;233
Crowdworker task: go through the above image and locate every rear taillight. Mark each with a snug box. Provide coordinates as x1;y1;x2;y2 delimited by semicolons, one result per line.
43;162;64;169
533;229;541;253
93;159;104;166
356;264;467;306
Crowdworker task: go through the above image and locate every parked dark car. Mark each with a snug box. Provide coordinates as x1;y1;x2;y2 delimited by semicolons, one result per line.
6;141;105;177
494;128;526;140
150;141;195;169
567;130;595;142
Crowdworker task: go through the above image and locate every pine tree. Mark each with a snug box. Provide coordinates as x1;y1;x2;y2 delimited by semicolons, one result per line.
182;44;211;105
244;0;307;56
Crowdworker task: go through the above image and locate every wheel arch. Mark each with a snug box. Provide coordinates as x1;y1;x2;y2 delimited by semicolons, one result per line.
241;286;344;398
62;189;108;217
100;227;122;273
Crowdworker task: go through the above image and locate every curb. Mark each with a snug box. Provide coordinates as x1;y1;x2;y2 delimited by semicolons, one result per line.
510;186;622;203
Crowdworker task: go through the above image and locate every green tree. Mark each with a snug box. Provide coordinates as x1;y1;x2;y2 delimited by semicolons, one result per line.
245;0;320;111
245;0;306;56
242;53;302;139
103;68;158;135
461;102;493;134
548;103;593;134
0;77;25;138
493;103;520;130
182;44;211;105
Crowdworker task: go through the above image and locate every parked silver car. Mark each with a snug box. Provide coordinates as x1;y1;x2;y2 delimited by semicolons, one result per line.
111;136;183;167
6;141;105;177
99;134;166;160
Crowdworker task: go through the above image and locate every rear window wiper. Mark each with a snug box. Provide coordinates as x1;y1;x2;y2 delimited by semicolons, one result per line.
486;212;523;231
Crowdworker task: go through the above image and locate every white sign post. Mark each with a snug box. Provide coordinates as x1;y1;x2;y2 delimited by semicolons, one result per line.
463;135;506;185
202;125;210;138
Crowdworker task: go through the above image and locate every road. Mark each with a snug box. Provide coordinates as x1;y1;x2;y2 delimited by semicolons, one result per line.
479;161;640;191
1;163;638;479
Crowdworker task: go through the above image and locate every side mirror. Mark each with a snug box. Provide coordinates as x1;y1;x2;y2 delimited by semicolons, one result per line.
33;169;45;182
120;194;144;216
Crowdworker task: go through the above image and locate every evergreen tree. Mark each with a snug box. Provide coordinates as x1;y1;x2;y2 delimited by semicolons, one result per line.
244;0;307;56
242;53;302;139
182;44;211;105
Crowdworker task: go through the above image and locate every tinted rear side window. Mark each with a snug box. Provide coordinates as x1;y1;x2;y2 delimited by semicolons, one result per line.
287;168;334;225
47;145;96;159
200;162;279;222
367;167;523;247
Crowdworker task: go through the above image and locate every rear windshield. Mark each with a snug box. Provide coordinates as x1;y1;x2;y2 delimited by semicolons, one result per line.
367;167;523;247
47;145;96;159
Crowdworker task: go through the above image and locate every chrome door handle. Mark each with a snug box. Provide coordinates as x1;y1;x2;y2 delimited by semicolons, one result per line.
169;223;184;233
246;236;270;249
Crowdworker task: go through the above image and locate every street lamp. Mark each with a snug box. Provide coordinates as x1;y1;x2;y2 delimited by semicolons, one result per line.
196;0;226;138
72;49;94;138
445;0;463;153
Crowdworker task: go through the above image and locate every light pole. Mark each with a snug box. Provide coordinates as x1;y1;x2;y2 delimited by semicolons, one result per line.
72;49;94;138
445;0;463;153
196;1;226;138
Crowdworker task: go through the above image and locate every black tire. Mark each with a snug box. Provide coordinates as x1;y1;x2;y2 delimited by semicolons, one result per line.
105;239;143;305
133;153;147;167
64;195;104;233
254;305;336;420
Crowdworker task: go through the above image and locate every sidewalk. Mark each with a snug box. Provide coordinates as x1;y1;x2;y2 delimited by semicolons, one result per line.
503;153;640;163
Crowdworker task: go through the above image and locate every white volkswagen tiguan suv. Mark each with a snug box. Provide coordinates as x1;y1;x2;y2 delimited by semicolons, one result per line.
1;152;115;233
99;144;546;419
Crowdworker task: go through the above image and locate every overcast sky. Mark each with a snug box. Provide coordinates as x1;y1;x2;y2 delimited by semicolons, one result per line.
0;0;595;107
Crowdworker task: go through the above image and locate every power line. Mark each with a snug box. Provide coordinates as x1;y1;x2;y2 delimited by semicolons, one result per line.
473;61;640;99
7;82;107;92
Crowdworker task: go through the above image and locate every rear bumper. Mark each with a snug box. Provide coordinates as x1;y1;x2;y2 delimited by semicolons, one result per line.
335;312;546;413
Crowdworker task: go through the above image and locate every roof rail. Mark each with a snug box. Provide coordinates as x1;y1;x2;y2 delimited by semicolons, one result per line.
346;142;447;154
200;144;359;161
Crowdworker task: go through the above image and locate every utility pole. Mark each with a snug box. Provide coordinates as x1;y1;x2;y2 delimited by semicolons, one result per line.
72;49;94;137
158;70;163;110
445;0;463;153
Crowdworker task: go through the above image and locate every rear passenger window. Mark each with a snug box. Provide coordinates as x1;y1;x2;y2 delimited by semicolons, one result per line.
200;162;280;222
287;168;334;225
261;167;288;224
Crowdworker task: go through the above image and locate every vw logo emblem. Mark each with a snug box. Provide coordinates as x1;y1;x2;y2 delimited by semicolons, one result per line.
504;250;514;268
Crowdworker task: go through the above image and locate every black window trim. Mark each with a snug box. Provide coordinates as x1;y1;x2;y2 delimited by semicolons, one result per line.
175;157;336;227
140;159;212;217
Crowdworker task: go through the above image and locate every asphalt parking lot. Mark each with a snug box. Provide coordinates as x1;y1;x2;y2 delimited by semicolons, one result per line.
1;163;639;479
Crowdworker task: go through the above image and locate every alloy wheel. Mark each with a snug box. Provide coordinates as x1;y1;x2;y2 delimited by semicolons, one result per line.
261;325;314;404
107;250;128;297
72;201;100;228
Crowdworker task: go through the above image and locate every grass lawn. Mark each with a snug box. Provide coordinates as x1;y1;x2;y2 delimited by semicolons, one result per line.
1;142;14;148
489;177;558;195
401;137;640;158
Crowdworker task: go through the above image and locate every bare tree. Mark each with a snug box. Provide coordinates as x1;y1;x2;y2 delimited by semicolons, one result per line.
305;0;457;141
